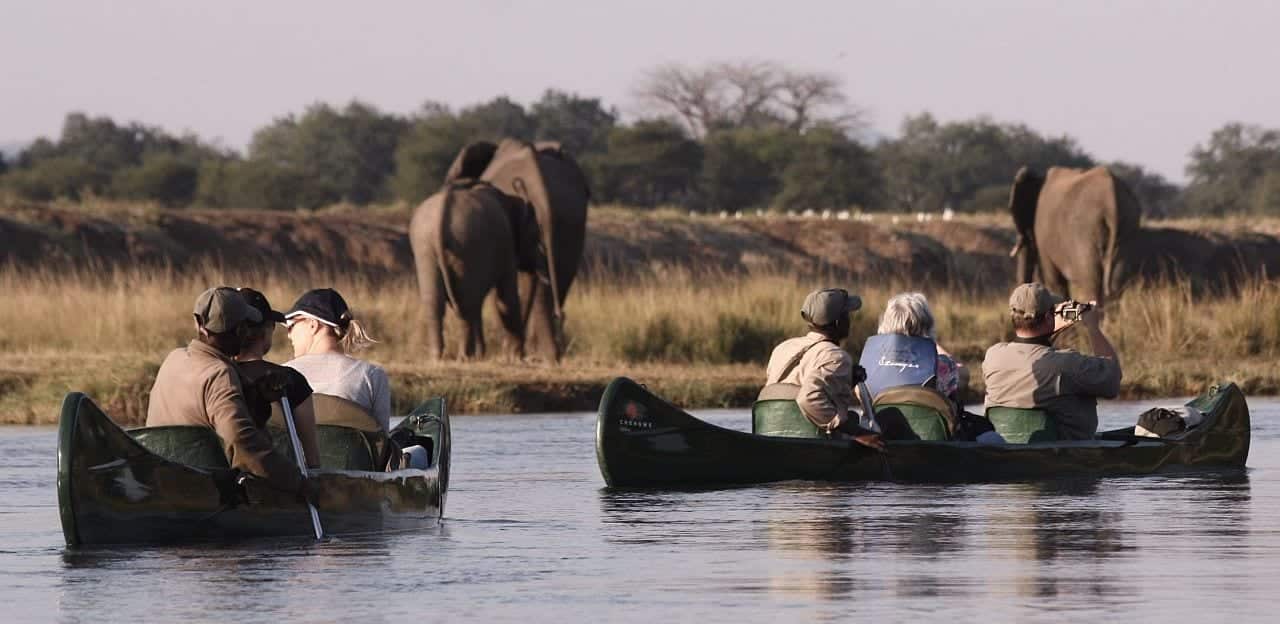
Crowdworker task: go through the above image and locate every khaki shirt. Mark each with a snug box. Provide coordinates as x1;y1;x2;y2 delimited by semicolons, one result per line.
982;341;1122;440
147;339;304;493
765;332;855;430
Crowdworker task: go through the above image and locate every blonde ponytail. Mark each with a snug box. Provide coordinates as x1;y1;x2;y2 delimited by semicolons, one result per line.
338;317;379;353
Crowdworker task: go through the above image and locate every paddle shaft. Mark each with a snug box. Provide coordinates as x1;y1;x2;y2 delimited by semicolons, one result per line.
281;396;324;540
856;381;882;433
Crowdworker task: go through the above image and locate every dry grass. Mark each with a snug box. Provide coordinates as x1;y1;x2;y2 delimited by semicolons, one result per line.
1;262;1276;424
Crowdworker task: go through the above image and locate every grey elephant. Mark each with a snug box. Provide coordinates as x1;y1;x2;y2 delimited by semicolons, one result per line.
409;149;541;360
446;138;591;362
1008;166;1142;308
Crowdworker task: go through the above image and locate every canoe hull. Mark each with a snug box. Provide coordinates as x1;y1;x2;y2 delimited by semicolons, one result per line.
595;377;1250;487
58;393;450;547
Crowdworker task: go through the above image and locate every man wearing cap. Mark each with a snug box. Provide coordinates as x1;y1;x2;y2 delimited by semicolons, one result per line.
147;287;314;499
982;283;1122;440
763;288;884;450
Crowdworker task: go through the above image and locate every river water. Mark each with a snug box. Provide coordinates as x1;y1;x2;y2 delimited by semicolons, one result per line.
2;399;1277;623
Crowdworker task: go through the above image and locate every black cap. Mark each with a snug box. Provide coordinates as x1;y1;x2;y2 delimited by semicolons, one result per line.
236;288;287;324
285;288;352;329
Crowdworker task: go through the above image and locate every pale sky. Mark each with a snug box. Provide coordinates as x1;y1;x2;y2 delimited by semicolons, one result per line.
4;0;1279;182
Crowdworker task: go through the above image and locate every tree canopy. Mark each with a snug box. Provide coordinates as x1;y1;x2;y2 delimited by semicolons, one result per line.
1;62;1270;217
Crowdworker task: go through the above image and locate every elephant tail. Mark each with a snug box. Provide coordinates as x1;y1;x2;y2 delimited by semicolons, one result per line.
435;186;461;313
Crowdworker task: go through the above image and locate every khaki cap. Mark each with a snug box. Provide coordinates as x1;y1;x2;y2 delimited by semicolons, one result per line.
1009;282;1063;320
801;288;862;326
193;287;262;333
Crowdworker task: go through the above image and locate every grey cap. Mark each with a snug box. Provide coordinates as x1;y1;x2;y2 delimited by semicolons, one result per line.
1009;282;1063;320
193;287;262;333
801;288;862;326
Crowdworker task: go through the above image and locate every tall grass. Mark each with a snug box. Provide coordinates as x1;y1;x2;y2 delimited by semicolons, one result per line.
2;262;1278;422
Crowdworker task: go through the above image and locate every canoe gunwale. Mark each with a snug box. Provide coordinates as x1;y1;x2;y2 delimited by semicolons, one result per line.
595;377;1251;488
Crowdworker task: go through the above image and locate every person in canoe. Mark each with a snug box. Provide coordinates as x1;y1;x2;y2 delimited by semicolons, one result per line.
762;288;885;450
859;292;965;402
233;287;321;468
146;287;318;502
982;282;1122;440
283;288;392;430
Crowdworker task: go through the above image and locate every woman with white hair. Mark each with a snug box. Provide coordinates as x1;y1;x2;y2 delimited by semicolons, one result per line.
858;292;964;401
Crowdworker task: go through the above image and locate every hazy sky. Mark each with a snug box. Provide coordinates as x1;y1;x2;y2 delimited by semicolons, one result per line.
4;0;1278;181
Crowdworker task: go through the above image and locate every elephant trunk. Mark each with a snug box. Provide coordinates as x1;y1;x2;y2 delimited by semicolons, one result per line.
1012;236;1037;285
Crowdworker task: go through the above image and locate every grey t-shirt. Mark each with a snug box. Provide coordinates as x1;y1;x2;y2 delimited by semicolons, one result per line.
284;353;392;430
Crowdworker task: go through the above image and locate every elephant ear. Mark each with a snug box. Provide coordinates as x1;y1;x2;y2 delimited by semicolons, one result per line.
1009;166;1043;236
444;141;498;185
482;139;590;307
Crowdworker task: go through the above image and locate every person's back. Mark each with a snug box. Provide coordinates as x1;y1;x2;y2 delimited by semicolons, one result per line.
286;352;390;428
982;283;1122;440
760;288;882;451
146;287;307;496
283;288;392;430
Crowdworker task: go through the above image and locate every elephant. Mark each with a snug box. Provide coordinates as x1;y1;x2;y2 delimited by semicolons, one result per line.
445;138;591;362
409;168;542;360
1008;166;1142;309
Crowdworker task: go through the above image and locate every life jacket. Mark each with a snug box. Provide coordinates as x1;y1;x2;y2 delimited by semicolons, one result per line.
858;334;938;399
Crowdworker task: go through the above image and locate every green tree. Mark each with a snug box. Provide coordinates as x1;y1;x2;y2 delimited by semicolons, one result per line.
1106;161;1182;217
699;128;788;211
876;113;1094;212
1184;123;1280;215
774;124;881;211
243;100;408;208
530;90;617;156
584;119;703;207
110;154;200;206
391;103;470;202
456;96;536;141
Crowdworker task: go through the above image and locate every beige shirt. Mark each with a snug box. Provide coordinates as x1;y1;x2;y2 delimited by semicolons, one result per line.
146;339;304;493
982;341;1122;440
765;332;855;430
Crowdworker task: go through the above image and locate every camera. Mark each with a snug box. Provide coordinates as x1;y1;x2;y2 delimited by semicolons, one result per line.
1056;300;1094;322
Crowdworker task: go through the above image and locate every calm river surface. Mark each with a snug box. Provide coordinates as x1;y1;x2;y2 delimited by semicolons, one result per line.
2;399;1278;623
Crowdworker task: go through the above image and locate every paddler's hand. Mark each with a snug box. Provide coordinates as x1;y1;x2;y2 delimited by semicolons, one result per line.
853;432;886;452
297;476;321;508
851;364;868;384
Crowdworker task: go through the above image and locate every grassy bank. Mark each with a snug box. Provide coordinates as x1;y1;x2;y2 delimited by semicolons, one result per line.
2;263;1277;424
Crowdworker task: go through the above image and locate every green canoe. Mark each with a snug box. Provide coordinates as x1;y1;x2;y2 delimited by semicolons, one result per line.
595;377;1250;488
57;392;450;547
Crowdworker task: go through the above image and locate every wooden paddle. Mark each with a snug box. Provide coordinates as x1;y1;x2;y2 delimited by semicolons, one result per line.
281;396;324;540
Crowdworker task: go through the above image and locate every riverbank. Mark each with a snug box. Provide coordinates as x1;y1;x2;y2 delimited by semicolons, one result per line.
4;260;1280;424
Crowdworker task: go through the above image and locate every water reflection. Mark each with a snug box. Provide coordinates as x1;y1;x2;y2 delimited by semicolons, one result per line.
58;536;396;621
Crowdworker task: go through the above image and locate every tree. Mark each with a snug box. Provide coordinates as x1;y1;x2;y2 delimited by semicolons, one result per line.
584;119;703;207
699;128;785;211
456;96;536;141
1107;161;1182;217
110;154;200;206
391;104;471;202
530;90;617;156
243;100;407;208
1184;123;1280;215
876;113;1094;212
634;61;858;137
774;124;881;211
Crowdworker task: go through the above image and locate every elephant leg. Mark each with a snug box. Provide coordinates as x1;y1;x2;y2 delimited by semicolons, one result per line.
417;255;447;360
495;271;525;360
1038;258;1070;301
459;306;485;360
520;272;560;362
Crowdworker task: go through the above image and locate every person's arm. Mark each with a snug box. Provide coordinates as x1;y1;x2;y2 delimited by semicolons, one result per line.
206;368;304;494
797;352;845;430
1080;305;1119;364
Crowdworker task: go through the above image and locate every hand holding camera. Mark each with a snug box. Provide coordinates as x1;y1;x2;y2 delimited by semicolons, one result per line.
1054;300;1099;330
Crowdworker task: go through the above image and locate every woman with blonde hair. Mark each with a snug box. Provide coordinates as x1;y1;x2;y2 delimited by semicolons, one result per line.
283;288;392;430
